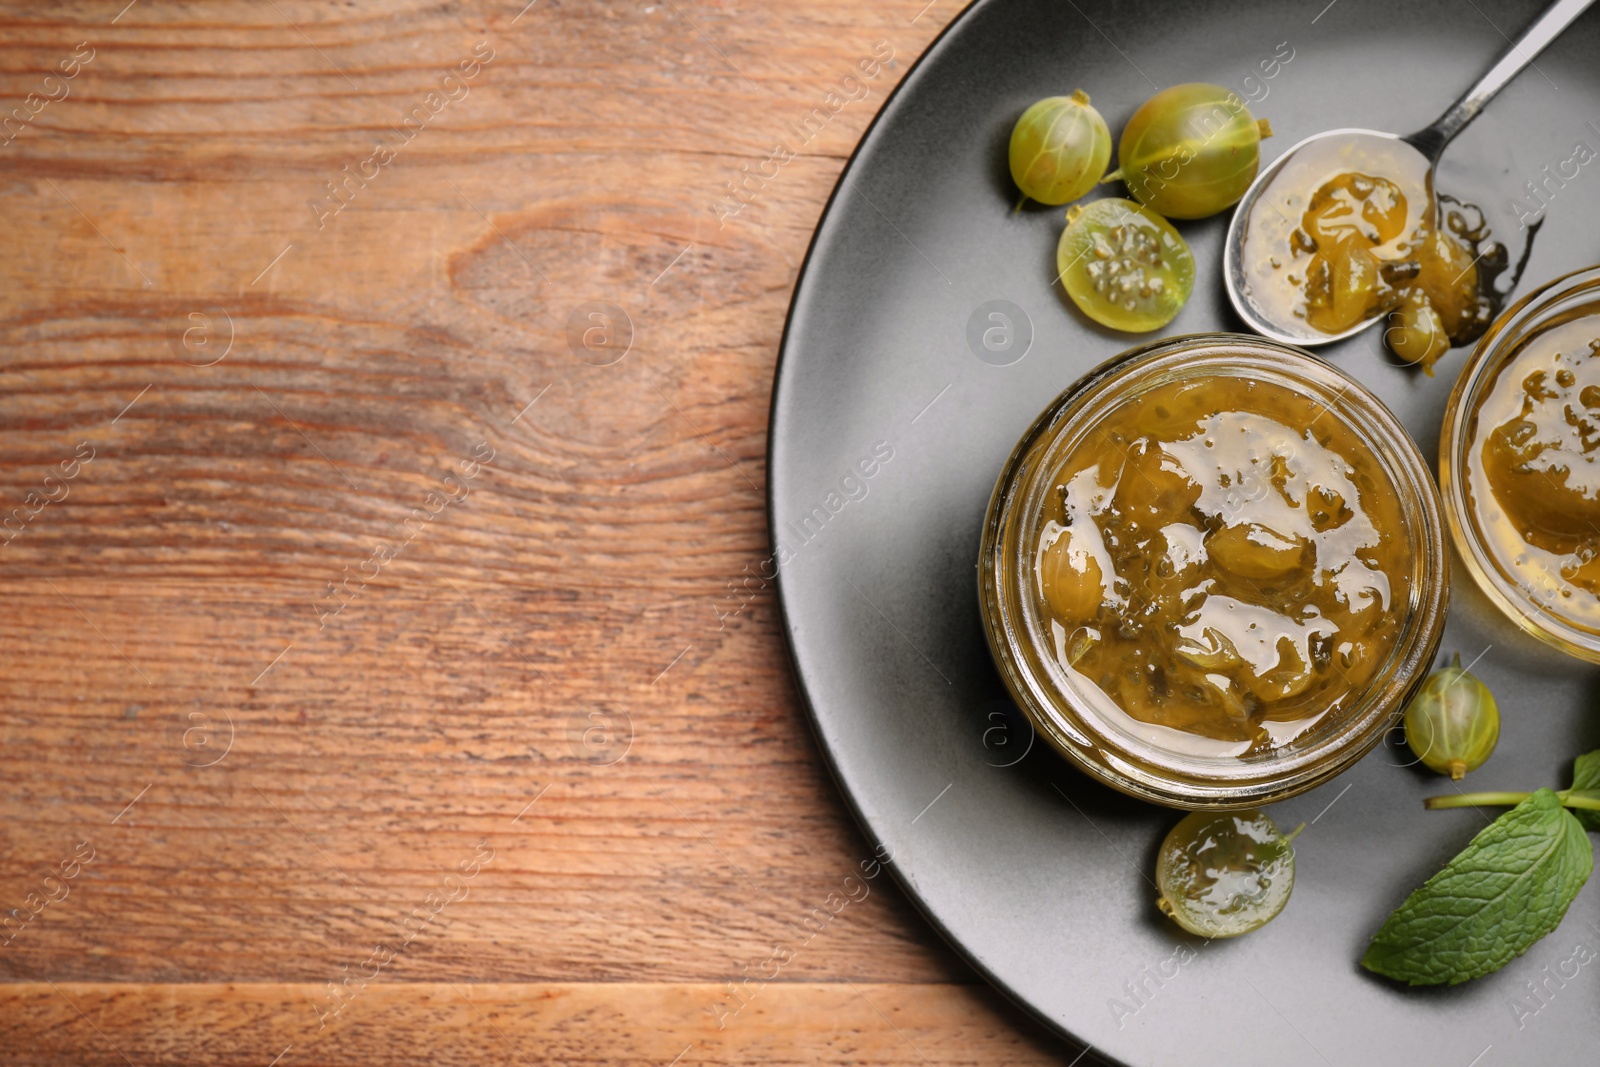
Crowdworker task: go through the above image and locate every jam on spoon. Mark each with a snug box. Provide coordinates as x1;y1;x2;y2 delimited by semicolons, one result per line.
1224;0;1593;357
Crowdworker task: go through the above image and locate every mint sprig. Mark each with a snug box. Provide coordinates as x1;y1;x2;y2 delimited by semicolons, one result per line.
1362;751;1600;986
1572;750;1600;833
1361;789;1592;986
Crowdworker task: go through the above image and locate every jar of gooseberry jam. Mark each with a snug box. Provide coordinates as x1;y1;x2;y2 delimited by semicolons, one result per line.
1442;264;1600;662
978;334;1448;809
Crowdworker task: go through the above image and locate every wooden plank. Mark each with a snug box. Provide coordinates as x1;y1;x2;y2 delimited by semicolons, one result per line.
0;583;969;984
0;982;1085;1066
0;1;1105;1065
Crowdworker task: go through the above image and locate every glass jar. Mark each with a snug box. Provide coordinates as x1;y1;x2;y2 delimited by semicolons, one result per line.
978;334;1448;809
1441;264;1600;663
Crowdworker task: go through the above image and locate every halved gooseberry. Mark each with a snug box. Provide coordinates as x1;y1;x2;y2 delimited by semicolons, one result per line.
1156;809;1301;939
1056;198;1194;332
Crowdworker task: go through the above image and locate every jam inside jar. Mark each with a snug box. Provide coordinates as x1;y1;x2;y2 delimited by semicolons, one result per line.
1035;375;1409;754
1444;265;1600;660
981;335;1447;809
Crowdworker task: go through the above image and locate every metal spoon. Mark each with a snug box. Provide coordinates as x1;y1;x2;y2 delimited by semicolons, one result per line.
1224;0;1595;345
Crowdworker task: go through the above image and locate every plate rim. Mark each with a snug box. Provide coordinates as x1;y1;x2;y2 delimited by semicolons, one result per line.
763;0;1113;1058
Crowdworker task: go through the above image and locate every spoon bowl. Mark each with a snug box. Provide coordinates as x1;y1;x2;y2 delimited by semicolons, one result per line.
1222;0;1594;346
1224;129;1431;346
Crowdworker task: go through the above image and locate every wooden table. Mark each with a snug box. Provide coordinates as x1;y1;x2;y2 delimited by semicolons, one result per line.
0;2;1091;1063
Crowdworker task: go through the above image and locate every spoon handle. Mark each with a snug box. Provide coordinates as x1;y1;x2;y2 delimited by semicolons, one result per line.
1410;0;1596;161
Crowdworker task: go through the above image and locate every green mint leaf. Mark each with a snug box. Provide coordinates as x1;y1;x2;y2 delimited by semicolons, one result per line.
1361;789;1593;986
1571;750;1600;832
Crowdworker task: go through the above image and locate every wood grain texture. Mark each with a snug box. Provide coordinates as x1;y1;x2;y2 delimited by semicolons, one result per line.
0;1;1100;1063
1;983;1072;1066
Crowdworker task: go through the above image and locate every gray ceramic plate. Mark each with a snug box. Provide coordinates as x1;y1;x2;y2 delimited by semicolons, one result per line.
769;1;1600;1064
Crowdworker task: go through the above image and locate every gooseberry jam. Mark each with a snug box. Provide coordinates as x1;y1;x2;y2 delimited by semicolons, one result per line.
1036;375;1408;751
1237;132;1505;372
1444;266;1600;661
981;335;1447;808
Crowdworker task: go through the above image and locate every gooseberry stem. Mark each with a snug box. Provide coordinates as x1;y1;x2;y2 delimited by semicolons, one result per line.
1012;192;1028;216
1424;789;1600;812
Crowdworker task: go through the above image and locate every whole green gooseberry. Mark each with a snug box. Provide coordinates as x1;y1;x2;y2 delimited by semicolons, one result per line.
1008;90;1112;207
1403;653;1500;780
1104;82;1272;219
